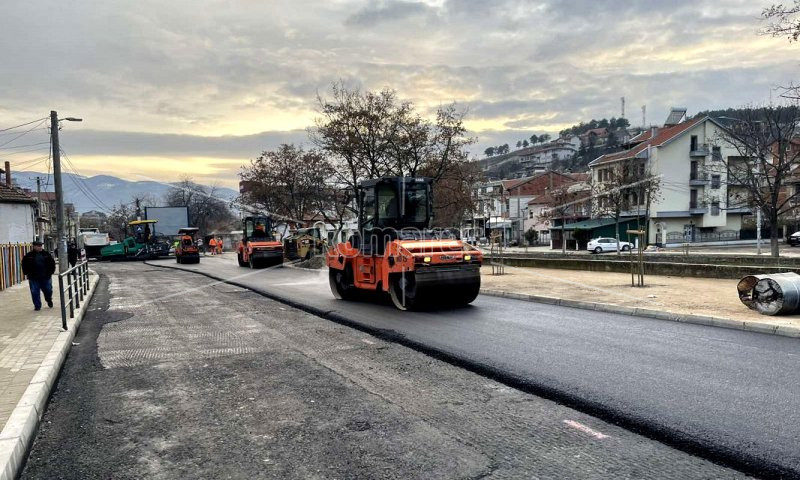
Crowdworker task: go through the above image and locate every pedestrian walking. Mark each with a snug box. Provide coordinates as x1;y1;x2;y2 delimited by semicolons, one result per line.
208;237;217;255
197;237;204;255
21;241;56;311
67;242;79;268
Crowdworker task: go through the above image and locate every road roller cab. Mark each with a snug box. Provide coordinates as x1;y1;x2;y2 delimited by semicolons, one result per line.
237;216;283;268
175;227;200;264
326;176;483;310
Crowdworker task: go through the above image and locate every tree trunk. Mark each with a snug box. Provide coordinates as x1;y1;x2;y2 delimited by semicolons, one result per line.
561;222;566;256
615;213;621;256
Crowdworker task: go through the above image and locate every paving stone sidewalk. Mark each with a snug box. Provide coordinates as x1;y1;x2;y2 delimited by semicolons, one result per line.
0;277;70;428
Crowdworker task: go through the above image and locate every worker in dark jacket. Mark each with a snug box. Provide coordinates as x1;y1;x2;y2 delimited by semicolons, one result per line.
67;242;79;268
21;241;56;311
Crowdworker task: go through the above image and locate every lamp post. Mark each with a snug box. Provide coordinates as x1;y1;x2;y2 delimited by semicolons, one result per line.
51;111;82;272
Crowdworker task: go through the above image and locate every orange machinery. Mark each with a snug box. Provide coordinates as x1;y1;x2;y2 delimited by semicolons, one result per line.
326;177;483;310
237;216;283;269
175;227;200;264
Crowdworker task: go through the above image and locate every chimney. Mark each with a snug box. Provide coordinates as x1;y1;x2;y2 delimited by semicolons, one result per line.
650;127;659;138
4;161;9;187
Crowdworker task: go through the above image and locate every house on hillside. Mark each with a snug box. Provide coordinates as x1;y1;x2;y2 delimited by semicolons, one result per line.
588;107;750;246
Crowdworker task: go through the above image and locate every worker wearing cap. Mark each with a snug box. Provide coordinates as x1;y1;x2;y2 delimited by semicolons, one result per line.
21;241;56;311
208;237;217;255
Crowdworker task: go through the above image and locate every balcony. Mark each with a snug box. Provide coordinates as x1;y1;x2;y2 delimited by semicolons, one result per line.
690;144;709;157
689;172;709;186
689;201;708;215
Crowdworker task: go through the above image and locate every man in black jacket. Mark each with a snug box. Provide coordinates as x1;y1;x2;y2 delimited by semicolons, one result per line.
21;241;56;311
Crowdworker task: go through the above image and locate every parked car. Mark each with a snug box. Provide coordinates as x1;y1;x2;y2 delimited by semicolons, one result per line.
788;231;800;246
587;237;633;253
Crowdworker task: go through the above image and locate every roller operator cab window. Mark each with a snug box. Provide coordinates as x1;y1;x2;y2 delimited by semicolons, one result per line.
403;183;429;224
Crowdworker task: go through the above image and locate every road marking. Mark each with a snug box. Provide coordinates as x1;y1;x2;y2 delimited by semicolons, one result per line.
563;420;609;439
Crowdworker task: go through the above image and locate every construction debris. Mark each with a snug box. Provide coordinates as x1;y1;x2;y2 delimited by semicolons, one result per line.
737;272;800;315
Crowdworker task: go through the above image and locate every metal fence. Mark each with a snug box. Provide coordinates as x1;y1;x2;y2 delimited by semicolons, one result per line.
665;230;741;244
0;243;32;291
58;260;90;330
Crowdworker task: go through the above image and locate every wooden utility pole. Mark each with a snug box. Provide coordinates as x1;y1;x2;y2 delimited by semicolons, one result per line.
51;111;67;272
35;176;44;243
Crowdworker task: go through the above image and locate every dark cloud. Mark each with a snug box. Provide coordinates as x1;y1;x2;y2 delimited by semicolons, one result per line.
0;0;792;183
345;0;437;26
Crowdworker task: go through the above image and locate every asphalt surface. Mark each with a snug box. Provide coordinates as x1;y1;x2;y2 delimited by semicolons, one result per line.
149;255;800;479
20;263;744;479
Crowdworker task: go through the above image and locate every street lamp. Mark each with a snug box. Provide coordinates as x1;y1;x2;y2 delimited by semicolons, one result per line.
50;111;82;272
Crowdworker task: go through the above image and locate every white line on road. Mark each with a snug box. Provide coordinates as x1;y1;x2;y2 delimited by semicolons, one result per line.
563;420;609;439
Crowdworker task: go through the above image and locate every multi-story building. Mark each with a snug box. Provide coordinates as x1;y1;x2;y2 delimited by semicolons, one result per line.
588;108;750;245
464;172;587;245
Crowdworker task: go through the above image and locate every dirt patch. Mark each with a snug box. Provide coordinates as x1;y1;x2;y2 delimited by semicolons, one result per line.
481;265;800;329
294;256;327;269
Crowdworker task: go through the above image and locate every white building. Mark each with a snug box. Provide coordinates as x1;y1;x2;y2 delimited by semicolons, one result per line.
589;108;749;245
0;182;36;244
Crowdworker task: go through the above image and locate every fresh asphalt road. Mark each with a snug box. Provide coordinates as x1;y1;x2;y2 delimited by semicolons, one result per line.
151;255;800;478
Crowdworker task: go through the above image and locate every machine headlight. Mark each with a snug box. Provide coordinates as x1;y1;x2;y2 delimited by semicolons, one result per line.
423;256;431;263
464;255;471;261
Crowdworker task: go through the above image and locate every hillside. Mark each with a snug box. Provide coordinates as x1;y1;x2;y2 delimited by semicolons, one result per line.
13;171;238;213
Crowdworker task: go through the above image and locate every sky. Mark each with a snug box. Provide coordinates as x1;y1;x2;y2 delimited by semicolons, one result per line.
0;0;798;190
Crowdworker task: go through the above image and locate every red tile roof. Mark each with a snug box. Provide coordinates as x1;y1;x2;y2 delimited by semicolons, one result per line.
589;117;704;167
0;183;36;204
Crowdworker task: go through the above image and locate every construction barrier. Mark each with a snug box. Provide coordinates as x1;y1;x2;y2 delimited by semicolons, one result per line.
0;243;31;292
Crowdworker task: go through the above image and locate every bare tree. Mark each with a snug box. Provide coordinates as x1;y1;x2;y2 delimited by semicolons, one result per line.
165;177;235;236
239;144;333;225
592;158;660;254
311;82;479;227
709;105;800;256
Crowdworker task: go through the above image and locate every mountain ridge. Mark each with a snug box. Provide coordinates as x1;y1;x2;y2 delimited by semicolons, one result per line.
11;171;239;213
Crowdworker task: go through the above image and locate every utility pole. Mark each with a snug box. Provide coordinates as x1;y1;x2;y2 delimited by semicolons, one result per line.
35;176;44;243
51;111;68;272
135;197;142;220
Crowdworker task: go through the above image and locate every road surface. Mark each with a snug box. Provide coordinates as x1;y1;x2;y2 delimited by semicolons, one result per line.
21;263;743;479
150;255;800;478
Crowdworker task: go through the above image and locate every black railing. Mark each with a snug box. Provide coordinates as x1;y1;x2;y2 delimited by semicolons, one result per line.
665;230;741;243
58;260;90;330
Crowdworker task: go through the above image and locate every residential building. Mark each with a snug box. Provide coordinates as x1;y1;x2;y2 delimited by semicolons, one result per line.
588;107;749;245
0;164;36;244
465;172;588;245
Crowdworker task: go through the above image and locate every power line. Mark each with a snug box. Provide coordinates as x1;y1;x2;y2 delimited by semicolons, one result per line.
59;147;113;212
0;141;50;150
0;146;51;157
0;117;47;133
0;119;47;149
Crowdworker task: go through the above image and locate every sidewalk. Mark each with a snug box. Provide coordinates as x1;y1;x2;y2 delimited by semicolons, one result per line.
480;265;800;334
0;278;68;427
0;272;99;479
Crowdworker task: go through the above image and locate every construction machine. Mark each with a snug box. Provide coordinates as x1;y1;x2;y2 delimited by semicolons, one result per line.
100;220;169;260
236;216;283;268
326;177;483;310
175;227;200;264
284;227;326;261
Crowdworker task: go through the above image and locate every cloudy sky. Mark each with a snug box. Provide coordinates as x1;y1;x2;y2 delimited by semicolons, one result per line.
0;0;797;189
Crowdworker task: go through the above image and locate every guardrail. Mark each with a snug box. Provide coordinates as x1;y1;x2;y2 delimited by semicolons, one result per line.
58;260;90;330
0;243;32;292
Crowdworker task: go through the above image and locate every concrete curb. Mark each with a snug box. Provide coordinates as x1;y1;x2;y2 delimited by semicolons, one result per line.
479;288;800;339
0;273;99;480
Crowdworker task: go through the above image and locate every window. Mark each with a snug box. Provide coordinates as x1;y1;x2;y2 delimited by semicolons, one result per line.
712;146;722;161
711;175;721;189
690;135;698;151
711;201;720;216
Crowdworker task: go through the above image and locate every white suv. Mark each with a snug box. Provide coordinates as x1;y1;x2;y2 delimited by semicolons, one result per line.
587;237;633;253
